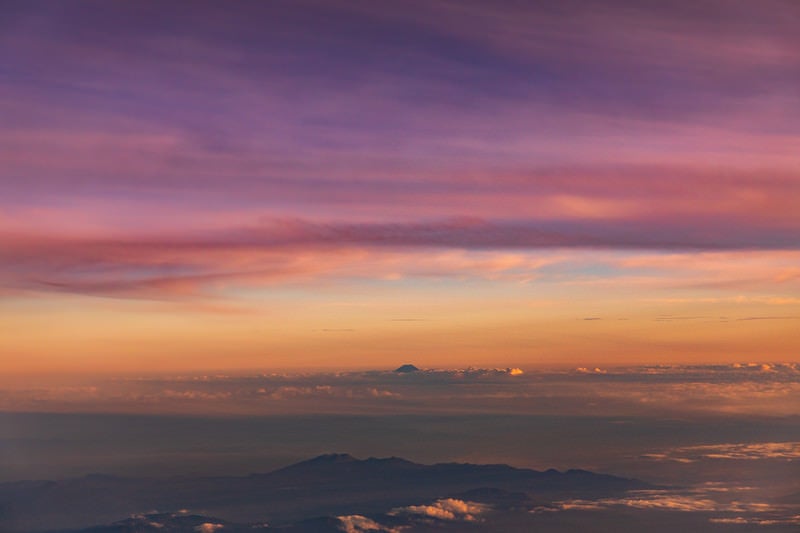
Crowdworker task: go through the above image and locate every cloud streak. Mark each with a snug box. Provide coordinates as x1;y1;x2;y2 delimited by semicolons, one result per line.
3;221;800;301
644;442;800;463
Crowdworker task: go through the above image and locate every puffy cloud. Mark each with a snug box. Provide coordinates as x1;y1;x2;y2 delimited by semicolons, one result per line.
575;367;607;374
194;524;224;533
390;498;488;521
336;515;400;533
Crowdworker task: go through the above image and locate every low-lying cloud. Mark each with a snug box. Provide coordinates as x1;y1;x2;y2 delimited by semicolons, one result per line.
194;523;225;533
390;498;488;522
644;442;800;463
544;486;800;526
336;515;400;533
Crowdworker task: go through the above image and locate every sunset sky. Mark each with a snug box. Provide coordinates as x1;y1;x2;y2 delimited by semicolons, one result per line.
2;0;800;378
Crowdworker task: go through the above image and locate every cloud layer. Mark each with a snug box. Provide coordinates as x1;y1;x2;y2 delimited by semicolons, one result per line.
4;364;800;417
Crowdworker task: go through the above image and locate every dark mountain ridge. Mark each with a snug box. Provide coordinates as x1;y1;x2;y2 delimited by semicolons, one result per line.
0;454;651;533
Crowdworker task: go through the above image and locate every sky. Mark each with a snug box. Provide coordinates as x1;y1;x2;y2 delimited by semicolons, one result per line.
2;0;800;377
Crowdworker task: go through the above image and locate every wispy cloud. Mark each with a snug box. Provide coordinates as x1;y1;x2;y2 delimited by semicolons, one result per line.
710;515;800;526
644;442;800;463
550;494;785;514
3;228;800;302
547;485;798;522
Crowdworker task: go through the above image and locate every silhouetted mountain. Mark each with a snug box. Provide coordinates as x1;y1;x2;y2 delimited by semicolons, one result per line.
0;454;650;532
265;453;419;484
394;364;420;373
777;490;800;504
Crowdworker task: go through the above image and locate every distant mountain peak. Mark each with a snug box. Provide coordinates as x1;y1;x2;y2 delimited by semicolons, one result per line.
307;453;357;463
394;363;420;373
280;453;417;471
364;455;416;466
267;453;359;476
